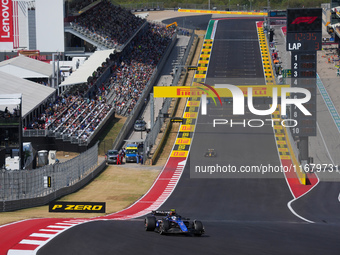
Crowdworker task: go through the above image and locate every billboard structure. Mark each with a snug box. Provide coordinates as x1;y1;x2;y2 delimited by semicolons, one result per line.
286;8;322;137
35;0;64;52
286;8;322;164
0;0;16;50
0;0;64;52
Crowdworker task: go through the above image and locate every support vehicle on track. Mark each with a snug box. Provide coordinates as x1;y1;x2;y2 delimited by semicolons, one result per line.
125;144;138;163
144;210;205;236
105;149;119;164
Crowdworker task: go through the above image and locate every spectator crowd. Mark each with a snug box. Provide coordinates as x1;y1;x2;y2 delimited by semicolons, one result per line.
25;5;176;144
67;0;96;14
73;0;145;48
106;23;175;115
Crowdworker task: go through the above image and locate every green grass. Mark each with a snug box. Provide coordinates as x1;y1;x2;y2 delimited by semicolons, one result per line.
98;116;126;155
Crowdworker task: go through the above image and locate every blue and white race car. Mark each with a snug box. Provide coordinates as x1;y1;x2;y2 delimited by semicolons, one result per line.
144;210;205;236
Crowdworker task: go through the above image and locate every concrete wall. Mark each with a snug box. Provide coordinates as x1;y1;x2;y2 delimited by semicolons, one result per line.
0;160;106;212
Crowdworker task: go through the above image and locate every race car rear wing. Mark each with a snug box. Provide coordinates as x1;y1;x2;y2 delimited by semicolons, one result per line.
151;210;176;216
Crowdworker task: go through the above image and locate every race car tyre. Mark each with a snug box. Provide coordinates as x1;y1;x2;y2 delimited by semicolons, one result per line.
159;220;170;235
204;148;217;157
194;220;204;236
145;216;156;231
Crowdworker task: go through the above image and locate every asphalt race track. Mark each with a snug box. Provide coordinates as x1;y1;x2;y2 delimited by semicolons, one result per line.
163;14;212;30
291;181;340;224
37;17;340;255
206;18;266;86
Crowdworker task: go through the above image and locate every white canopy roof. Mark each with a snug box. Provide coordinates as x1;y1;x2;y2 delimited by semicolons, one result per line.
60;49;114;87
0;71;55;117
332;6;340;13
0;94;22;108
330;22;340;28
0;55;53;78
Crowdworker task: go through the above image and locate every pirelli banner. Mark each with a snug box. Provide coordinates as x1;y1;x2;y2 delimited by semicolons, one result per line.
49;202;106;213
154;85;290;98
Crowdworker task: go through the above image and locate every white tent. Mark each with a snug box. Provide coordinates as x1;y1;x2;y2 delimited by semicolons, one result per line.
0;94;22;106
0;71;55;117
0;55;53;79
59;49;114;87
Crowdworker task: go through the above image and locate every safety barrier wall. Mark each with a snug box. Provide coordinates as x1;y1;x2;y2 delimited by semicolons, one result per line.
22;129;48;137
143;32;197;161
284;124;306;184
180;33;199;86
112;32;178;151
147;100;177;164
0;161;106;212
143;98;172;161
0;142;101;211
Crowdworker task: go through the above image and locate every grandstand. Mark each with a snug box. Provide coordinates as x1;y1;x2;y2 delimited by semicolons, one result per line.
65;0;147;52
0;0;177;163
18;0;176;154
70;1;144;49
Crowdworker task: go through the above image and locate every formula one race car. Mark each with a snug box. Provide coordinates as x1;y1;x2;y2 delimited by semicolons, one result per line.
204;149;216;157
144;210;205;236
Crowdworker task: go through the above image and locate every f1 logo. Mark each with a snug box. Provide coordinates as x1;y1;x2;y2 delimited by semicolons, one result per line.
291;16;317;25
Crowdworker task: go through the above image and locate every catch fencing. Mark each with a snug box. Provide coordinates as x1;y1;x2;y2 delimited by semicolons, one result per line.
0;143;100;211
142;32;196;160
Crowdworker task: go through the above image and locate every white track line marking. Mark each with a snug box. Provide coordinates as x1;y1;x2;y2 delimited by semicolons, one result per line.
46;225;69;229
19;240;46;245
30;233;55;238
287;200;315;224
38;229;62;232
55;223;77;226
8;250;35;255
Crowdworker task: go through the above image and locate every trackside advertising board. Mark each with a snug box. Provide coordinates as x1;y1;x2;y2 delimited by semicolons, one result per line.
49;202;106;213
0;0;14;49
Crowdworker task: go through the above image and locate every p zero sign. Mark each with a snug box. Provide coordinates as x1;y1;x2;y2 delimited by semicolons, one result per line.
0;0;14;49
49;202;106;213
